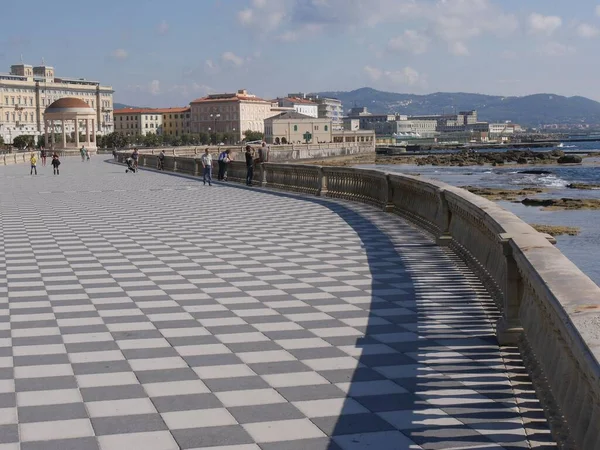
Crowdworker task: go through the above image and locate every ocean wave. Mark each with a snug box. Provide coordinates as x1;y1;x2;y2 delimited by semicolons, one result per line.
508;173;569;188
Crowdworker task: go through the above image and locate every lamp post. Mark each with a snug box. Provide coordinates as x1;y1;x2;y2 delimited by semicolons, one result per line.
210;113;220;133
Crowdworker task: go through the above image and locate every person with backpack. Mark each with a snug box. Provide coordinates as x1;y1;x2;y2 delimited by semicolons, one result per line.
217;149;227;180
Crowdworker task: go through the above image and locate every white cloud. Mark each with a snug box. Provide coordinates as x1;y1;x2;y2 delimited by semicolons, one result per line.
577;23;599;38
387;30;430;55
238;9;254;25
111;49;128;60
157;20;169;35
541;42;575;56
449;41;470;56
149;80;160;95
168;83;213;98
237;0;285;30
364;65;422;86
364;66;383;81
528;13;562;35
221;51;244;67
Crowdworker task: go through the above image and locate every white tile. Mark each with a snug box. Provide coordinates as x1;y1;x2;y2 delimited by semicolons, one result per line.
106;322;157;332
238;350;295;364
336;380;407;396
98;431;179;450
175;344;231;356
88;398;157;418
310;327;363;338
20;418;94;442
0;408;17;425
17;389;82;407
293;398;369;418
128;357;188;371
62;332;113;344
216;389;286;407
10;327;60;338
69;350;125;364
14;364;73;379
144;380;209;397
160;327;210;338
193;364;255;380
0;380;14;394
216;332;268;344
161;408;237;429
13;344;66;356
243;418;325;443
117;338;171;350
76;372;139;388
262;372;329;388
275;338;331;350
303;357;359;371
252;322;303;332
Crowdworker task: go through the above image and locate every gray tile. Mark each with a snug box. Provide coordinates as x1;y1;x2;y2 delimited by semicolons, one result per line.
59;325;109;335
263;330;317;340
15;375;78;392
65;342;119;353
402;425;494;450
225;341;283;353
277;384;347;402
205;325;257;335
249;361;311;375
151;393;223;413
183;353;243;367
319;368;386;383
72;360;132;375
260;438;343;450
0;424;18;443
18;402;89;423
313;413;396;436
135;368;199;384
356;393;423;412
166;335;220;347
288;347;348;360
172;425;254;449
91;413;167;435
228;402;304;424
0;393;15;408
121;348;179;359
204;376;270;393
12;336;65;347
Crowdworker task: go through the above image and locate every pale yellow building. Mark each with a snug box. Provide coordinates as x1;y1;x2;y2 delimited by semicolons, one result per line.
113;108;165;136
190;89;272;141
0;62;114;144
264;111;332;145
162;107;191;136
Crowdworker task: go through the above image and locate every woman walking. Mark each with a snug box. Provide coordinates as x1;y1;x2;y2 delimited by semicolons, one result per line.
30;152;38;175
40;147;47;166
51;153;61;175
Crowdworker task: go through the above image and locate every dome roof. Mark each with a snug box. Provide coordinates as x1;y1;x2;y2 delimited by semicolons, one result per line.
45;97;95;113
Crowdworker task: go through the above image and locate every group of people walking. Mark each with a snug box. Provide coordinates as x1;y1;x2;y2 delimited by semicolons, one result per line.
29;147;61;175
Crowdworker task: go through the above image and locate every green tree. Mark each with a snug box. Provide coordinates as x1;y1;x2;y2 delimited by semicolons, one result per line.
243;130;264;142
222;132;236;145
143;133;159;148
197;132;209;145
36;135;45;148
180;134;192;146
105;132;129;149
96;135;104;148
12;135;35;149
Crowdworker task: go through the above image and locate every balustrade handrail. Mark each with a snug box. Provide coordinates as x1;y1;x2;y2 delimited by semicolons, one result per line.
115;151;600;449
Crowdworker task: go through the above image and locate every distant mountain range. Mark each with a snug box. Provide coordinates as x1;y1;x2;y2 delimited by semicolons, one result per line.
114;103;142;110
315;88;600;127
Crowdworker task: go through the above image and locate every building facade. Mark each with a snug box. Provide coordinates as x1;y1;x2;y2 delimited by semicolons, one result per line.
0;62;114;143
114;109;164;136
264;111;332;144
190;89;272;141
289;93;344;130
275;97;318;118
162;107;191;136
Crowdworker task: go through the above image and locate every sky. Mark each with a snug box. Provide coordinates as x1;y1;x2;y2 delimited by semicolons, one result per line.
3;0;600;107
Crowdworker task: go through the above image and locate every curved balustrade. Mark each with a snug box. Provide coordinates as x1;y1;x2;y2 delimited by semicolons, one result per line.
115;152;600;449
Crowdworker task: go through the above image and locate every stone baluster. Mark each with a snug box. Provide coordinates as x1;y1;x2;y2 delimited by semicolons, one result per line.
436;189;453;246
496;235;524;345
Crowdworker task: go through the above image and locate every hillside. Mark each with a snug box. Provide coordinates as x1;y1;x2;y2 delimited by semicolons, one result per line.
315;88;600;126
114;103;142;110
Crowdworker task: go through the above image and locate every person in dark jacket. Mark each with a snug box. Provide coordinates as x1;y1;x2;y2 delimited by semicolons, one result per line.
245;145;255;186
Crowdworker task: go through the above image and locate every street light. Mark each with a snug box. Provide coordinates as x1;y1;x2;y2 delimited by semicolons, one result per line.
210;113;221;133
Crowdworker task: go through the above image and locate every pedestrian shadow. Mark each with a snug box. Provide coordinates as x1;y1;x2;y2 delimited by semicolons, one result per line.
102;160;555;449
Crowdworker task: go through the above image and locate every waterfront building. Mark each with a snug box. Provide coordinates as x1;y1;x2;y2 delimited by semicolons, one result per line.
114;108;165;137
161;107;191;136
289;93;344;130
264;111;332;144
0;62;114;143
190;89;272;141
273;97;318;118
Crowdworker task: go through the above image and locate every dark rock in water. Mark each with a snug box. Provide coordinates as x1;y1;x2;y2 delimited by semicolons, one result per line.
519;170;552;175
566;183;600;190
517;157;528;164
521;198;555;207
557;155;583;164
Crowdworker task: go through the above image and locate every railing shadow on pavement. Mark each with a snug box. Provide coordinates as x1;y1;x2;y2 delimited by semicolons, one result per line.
104;158;556;449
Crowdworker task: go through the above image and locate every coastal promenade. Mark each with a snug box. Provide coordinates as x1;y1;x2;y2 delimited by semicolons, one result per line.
0;158;558;449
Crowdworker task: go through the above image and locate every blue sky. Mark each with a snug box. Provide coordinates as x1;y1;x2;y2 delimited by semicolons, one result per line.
3;0;600;107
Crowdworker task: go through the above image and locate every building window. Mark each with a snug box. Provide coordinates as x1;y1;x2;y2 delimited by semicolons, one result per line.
294;125;298;131
324;125;328;131
145;124;148;128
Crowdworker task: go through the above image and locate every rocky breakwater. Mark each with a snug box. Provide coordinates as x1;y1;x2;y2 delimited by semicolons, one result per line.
414;149;581;166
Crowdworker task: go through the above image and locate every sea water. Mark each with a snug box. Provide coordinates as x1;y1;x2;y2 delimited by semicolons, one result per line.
358;141;600;286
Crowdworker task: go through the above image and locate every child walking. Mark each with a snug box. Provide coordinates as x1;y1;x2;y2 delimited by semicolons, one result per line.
51;153;61;175
30;152;38;175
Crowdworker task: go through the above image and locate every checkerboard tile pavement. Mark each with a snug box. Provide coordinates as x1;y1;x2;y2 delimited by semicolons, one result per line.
0;159;556;449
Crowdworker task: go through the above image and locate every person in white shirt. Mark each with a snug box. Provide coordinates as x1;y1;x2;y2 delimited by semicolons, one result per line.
201;148;213;186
